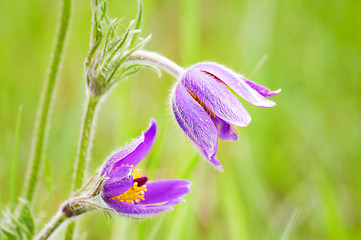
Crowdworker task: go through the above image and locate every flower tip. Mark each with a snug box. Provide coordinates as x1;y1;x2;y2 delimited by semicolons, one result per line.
183;180;192;194
261;100;277;108
149;118;157;128
263;88;281;105
209;156;224;172
266;88;281;97
146;118;157;137
274;88;282;94
175;198;186;204
101;119;158;174
236;115;252;127
185;180;193;187
244;116;252;127
159;205;175;211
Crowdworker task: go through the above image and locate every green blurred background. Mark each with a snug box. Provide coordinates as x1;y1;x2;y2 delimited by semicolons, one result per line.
1;0;361;239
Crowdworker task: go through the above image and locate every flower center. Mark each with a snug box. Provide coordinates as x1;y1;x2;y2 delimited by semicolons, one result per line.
110;167;148;204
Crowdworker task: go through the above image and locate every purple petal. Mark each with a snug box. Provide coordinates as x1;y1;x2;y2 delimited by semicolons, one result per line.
193;62;277;107
211;116;238;141
137;180;191;205
181;69;251;127
209;156;222;171
102;197;174;219
101;119;157;175
243;78;281;97
172;84;223;171
101;166;133;198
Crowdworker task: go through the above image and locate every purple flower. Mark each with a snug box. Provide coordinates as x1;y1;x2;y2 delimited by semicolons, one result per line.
171;62;280;171
100;119;191;219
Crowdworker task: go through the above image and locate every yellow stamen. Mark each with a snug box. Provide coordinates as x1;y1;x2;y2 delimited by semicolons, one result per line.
132;168;142;179
110;166;147;204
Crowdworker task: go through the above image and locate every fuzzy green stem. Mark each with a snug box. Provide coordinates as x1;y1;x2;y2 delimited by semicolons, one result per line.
72;95;99;192
127;50;185;78
23;0;72;204
35;211;67;240
35;196;97;240
64;95;99;239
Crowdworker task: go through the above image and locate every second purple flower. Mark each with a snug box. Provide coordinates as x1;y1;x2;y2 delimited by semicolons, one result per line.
100;119;191;219
171;62;280;171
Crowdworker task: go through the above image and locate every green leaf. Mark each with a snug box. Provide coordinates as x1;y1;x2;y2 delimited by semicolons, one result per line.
107;34;151;82
0;227;18;240
125;63;162;78
103;20;135;69
0;201;35;240
129;0;143;48
17;200;34;237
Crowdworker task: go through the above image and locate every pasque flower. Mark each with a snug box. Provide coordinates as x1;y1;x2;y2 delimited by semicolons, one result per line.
100;119;191;219
171;62;280;171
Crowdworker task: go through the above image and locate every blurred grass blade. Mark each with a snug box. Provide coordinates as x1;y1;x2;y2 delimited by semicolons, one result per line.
147;216;165;240
10;104;22;212
180;0;200;65
220;169;250;239
136;221;147;240
166;207;189;240
181;154;199;179
249;53;269;78
280;208;301;240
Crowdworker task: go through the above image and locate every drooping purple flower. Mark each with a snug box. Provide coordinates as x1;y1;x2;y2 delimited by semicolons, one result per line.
171;62;280;171
100;119;191;219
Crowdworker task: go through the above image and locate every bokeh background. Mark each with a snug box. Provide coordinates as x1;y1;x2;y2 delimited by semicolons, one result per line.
1;0;361;239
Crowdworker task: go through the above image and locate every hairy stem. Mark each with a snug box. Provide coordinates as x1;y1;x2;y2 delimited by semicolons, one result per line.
127;50;185;78
35;211;67;240
64;95;99;239
35;196;97;240
72;95;99;192
23;0;72;204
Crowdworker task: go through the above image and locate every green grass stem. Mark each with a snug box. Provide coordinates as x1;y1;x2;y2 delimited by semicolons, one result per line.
10;105;23;211
65;95;99;239
23;0;72;204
